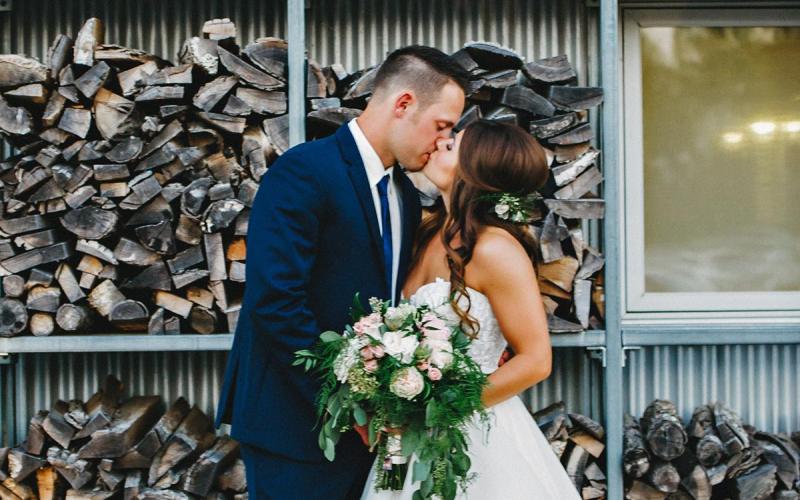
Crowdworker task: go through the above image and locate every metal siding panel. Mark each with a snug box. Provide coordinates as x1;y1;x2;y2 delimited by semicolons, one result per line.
307;0;597;86
1;0;285;62
523;348;604;422
12;351;229;445
624;344;800;433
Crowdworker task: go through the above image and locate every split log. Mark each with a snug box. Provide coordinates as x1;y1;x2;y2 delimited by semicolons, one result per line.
522;55;577;85
46;447;95;491
87;279;125;318
181;436;240;496
109;299;150;331
8;448;45;482
73;18;104;66
0;55;49;89
73;375;124;440
36;466;61;500
216;458;246;493
217;47;283;91
148;406;213;486
25;411;49;455
78;395;162;458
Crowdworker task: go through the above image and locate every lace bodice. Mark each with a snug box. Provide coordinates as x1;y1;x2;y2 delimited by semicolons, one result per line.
407;278;507;374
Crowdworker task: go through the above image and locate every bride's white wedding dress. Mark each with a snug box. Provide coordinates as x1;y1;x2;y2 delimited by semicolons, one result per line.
360;278;580;500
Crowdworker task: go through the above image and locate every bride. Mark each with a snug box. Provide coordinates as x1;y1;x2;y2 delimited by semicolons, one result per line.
360;119;580;499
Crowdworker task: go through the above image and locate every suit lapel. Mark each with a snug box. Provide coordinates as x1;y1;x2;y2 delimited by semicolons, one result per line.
336;125;386;277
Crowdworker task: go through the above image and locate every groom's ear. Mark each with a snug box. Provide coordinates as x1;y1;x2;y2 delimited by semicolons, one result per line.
393;91;416;117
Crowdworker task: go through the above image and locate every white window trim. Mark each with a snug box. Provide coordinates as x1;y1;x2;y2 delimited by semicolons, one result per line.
621;8;800;322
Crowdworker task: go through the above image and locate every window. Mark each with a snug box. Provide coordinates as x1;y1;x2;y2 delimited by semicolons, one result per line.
622;9;800;316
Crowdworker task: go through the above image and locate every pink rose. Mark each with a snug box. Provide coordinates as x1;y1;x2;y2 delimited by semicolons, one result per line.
420;312;450;341
360;346;374;360
364;359;379;373
427;367;442;381
371;345;385;358
354;313;382;339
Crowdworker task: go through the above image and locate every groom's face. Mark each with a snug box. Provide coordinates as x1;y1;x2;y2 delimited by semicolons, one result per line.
393;82;464;172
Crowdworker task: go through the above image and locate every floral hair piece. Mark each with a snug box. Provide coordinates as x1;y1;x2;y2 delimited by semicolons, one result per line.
478;192;540;224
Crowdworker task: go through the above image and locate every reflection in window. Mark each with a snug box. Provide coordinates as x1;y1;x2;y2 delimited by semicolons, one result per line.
641;26;800;293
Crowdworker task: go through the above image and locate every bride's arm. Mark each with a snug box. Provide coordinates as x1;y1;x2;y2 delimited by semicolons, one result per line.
469;231;552;408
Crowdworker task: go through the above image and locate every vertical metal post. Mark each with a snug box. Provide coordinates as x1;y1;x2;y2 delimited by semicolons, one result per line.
600;0;624;499
287;0;306;147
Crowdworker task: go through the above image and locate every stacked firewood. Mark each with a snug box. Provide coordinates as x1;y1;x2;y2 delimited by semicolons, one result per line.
0;375;246;500
0;17;288;337
304;42;606;332
625;399;800;499
534;402;607;499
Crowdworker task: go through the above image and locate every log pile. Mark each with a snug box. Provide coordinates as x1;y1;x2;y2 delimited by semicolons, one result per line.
625;399;800;499
0;17;288;337
534;402;608;499
305;42;606;332
0;375;247;500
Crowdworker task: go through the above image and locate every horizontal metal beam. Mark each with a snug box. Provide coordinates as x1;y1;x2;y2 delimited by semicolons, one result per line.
551;330;606;348
624;325;800;346
0;334;234;353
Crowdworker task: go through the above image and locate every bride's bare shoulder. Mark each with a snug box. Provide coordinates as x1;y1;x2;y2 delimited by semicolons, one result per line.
470;227;532;283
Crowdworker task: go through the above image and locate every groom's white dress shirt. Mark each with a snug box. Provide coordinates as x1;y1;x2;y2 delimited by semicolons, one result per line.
348;119;401;302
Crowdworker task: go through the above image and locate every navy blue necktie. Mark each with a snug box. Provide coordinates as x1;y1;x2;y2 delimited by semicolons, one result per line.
376;174;393;301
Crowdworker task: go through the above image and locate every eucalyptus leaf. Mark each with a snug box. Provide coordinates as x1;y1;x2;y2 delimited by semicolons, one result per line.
324;436;336;461
412;459;431;483
320;330;342;343
353;405;367;426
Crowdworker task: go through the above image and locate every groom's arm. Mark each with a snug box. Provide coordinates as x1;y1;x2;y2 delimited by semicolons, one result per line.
243;150;326;407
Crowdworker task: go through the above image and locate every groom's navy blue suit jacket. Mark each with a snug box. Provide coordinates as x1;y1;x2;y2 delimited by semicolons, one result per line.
215;124;422;462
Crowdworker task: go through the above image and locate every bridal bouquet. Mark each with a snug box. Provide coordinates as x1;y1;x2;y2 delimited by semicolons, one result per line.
294;295;489;500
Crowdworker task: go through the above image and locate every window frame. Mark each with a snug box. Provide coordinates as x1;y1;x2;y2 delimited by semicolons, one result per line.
621;8;800;320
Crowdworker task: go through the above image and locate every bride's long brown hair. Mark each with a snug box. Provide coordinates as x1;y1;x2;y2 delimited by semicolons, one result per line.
411;120;550;337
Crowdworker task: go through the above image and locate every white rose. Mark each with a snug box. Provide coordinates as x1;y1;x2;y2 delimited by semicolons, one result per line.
382;330;419;364
421;338;454;369
389;367;425;400
494;203;510;219
384;304;416;331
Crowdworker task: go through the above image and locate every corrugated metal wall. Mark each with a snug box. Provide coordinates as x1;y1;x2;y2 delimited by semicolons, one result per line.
7;349;601;445
625;344;800;433
0;0;285;61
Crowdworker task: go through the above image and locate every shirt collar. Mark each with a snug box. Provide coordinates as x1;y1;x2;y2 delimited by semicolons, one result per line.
348;118;393;186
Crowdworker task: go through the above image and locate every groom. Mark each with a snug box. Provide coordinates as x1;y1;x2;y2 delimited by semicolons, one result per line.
215;45;468;499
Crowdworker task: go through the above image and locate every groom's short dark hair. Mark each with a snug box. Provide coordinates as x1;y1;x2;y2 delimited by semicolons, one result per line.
372;45;470;106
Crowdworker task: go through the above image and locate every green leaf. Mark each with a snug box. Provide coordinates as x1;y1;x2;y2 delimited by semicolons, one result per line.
323;437;336;461
291;358;304;366
368;420;378;445
420;477;434;497
412;491;425;500
412;459;431;483
353;405;367;426
350;292;366;322
320;331;342;343
402;429;421;457
318;430;327;451
425;400;437;427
